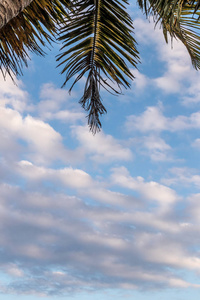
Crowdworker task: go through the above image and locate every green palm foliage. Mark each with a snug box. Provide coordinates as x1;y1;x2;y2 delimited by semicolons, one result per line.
1;0;200;132
0;0;69;79
57;0;139;132
138;0;200;69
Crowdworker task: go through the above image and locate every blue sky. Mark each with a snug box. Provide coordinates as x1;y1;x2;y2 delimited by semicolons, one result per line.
1;4;200;300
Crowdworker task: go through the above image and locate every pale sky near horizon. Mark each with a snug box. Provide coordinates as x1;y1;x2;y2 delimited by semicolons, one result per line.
1;3;200;300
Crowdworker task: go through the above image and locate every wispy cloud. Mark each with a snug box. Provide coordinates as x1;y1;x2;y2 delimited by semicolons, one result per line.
126;104;200;133
38;83;85;123
0;172;200;295
134;18;200;105
161;167;200;189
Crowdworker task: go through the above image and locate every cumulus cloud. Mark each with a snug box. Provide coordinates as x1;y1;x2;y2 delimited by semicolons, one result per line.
73;126;133;163
0;106;70;164
0;79;86;165
0;73;32;113
126;104;200;133
17;160;93;189
126;105;167;132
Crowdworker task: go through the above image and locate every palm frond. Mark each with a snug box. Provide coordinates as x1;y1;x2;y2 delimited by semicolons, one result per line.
137;0;200;19
0;0;70;79
57;0;139;133
138;0;200;70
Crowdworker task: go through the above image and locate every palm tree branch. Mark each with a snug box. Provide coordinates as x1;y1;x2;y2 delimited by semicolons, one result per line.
57;0;139;133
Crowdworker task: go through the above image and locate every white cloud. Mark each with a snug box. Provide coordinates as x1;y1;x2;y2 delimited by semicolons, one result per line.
111;167;179;210
128;134;172;162
73;126;133;163
131;69;148;91
135;231;200;273
17;160;93;189
0;73;34;114
153;41;191;94
0;179;199;295
134;17;164;46
142;135;172;161
40;82;68;103
126;104;200;133
0;103;86;165
43;110;84;123
162;167;200;188
126;105;167;132
0;106;68;164
134;17;200;105
38;83;84;123
182;75;200;105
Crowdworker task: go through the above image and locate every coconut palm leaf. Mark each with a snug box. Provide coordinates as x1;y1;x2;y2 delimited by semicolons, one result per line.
57;0;139;133
139;0;200;18
138;0;200;70
0;0;70;79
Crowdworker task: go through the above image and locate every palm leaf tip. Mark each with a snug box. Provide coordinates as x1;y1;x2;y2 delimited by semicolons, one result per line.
79;70;107;134
57;0;139;133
